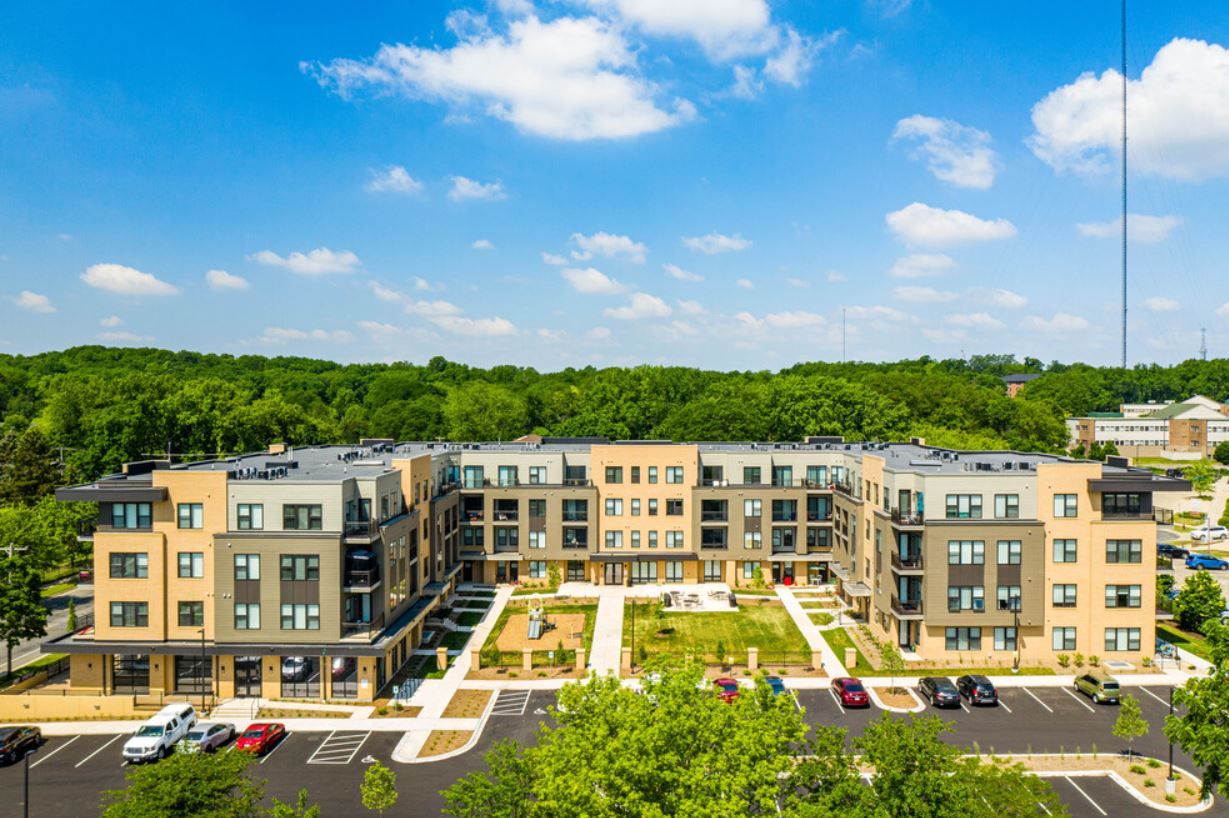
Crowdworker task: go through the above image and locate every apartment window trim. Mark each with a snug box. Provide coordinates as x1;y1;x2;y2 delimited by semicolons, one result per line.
994;494;1020;519
1105;584;1142;609
177;503;204;530
1053;494;1078;518
1052;539;1078;563
1052;627;1077;651
109;601;149;628
945;494;983;520
109;552;148;579
997;540;1022;565
280;603;321;631
279;555;321;582
1052;584;1078;607
234;602;261;630
177;552;204;579
947;540;985;565
236;503;264;531
234;554;261;581
177;601;205;628
282;504;323;531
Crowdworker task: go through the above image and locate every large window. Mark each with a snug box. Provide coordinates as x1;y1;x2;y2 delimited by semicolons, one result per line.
743;467;761;485
1052;584;1077;607
744;499;762;518
605;466;623;484
528;531;546;549
947;585;985;612
1053;494;1078;518
178;601;204;627
562;499;588;521
1104;628;1141;652
744;531;762;549
283;504;323;530
605;498;623;516
1102;493;1142;515
110;552;148;579
945;494;982;519
528;466;547;484
528;560;547;579
666;531;684;548
703;560;722;582
280;603;321;630
1105;540;1142;563
281;656;320;698
997;540;1022;565
1052;539;1078;563
945;627;981;651
605;531;623;548
1052;627;1076;651
996;586;1021;611
631;561;658;585
528;499;546;517
177;503;204;529
665;561;683;582
742;561;761;580
497;466;518;487
110;502;152;529
666;499;684;516
994;494;1020;519
280;555;320;581
772;466;793;487
237;504;263;530
567;561;585;582
771;500;797;521
178;552;204;578
110;601;149;627
666;466;684;484
495;528;519;549
463;466;484;488
235;603;260;630
806;465;828;486
994;627;1017;651
947;540;985;565
1105;584;1141;608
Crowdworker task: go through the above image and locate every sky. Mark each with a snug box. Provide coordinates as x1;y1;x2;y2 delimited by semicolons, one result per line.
3;0;1229;370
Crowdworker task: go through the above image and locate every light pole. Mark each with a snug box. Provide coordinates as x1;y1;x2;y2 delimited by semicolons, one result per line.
1167;686;1176;795
1011;595;1021;672
198;628;207;713
23;742;36;818
630;595;636;673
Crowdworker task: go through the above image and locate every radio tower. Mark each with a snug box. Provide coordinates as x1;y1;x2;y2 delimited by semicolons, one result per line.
1120;0;1128;368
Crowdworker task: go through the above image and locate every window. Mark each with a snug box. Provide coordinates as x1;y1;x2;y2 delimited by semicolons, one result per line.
605;531;623;548
744;499;762;518
280;603;320;630
462;527;485;547
701;528;726;548
110;502;152;530
175;503;204;529
772;466;792;487
1053;494;1078;517
648;466;658;484
110;601;148;627
807;527;831;549
237;504;263;530
1052;539;1078;563
528;531;546;549
528;466;547;485
666;499;684;516
994;627;1017;651
997;586;1021;611
742;561;760;579
567;561;585;582
945;494;982;519
605;466;623;484
806;465;828;486
1105;584;1141;608
743;466;761;485
666;531;684;549
997;540;1022;565
772;500;797;521
280;555;320;581
605;498;624;516
744;531;763;549
1052;627;1076;651
947;585;985;612
1105;540;1142;563
283;504;323;530
109;553;148;579
702;465;723;485
495;528;519;549
648;531;658;548
945;627;982;651
178;601;204;627
528;560;547;579
703;560;722;582
177;552;204;578
235;603;260;630
528;499;546;517
994;494;1019;519
947;540;985;565
498;466;518;487
664;466;683;484
631;466;641;484
234;554;260;580
648;499;658;516
1052;584;1077;607
631;531;641;548
1104;628;1141;652
563;499;588;521
631;499;641;516
665;561;683;582
1102;493;1142;515
463;465;484;488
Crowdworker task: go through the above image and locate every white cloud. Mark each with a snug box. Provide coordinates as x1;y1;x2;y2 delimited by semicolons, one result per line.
826;271;847;283
1142;296;1180;313
413;276;441;291
99;315;123;328
1030;38;1229;180
1076;214;1182;243
561;266;627;295
98;330;154;343
588;0;775;60
1216;303;1229;318
922;328;965;343
889;253;956;278
537;327;567;342
570;231;647;263
14;290;55;313
471;238;495;250
431;315;518;336
785;277;808;288
886;203;1017;247
677;299;706;315
405;299;462;317
586;326;612;340
205;268;250;291
449;176;506;202
259;327;353;344
249;247;361;275
81;263;179;296
541;252;569;266
868;0;912;18
304;15;694;141
946;312;1004;329
1023;313;1090;334
763;27;836;87
365;165;424;194
892;285;957;303
370;282;407;303
604;292;672;319
845;304;910;321
892;115;1000;189
663;262;703;282
970;287;1028;309
737;310;826;329
683;232;752;254
358;320;402;335
728;65;764;99
736;278;754;290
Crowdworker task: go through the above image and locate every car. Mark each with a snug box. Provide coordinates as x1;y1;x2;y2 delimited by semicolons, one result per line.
331;657;351;680
0;726;42;765
1191;525;1229;543
235;722;286;755
122;704;197;763
281;657;310;681
1186;554;1229;571
918;676;961;708
764;676;787;697
713;677;741;704
77;568;94;584
178;722;235;754
831;677;870;708
1157;543;1190;559
955;674;998;706
1075;669;1120;704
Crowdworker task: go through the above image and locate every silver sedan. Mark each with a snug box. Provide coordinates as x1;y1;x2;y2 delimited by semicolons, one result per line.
178;722;235;754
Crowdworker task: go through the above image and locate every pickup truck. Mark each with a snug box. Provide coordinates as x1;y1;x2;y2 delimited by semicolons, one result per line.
122;703;197;763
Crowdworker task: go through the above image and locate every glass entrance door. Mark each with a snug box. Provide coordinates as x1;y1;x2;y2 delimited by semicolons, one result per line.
234;656;262;697
604;563;624;585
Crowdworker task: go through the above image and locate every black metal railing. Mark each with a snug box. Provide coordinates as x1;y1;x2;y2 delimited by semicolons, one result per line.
344;519;378;537
342;612;385;638
891;551;923;571
891;597;923;616
890;508;924;526
344;568;380;588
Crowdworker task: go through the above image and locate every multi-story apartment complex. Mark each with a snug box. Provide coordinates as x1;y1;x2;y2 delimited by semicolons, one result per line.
1068;394;1229;458
47;437;1182;701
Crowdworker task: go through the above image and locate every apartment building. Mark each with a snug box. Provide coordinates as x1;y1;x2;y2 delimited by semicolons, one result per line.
1068;394;1229;458
47;437;1183;699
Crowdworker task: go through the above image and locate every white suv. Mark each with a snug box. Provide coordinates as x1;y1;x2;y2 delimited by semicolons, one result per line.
122;703;197;763
1191;525;1229;543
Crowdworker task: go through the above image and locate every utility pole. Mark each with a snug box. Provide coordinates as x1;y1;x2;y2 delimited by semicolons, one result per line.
1121;0;1129;368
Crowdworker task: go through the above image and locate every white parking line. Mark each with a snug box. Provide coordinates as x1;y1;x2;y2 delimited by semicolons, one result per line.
790;691;801;712
75;734;122;768
996;698;1012;714
1137;687;1169;708
1062;687;1096;713
959;700;969;713
258;732;292;764
1064;776;1107;816
1036;799;1052;816
1022;688;1053;714
307;731;371;765
30;736;78;768
828;688;846;715
491;690;531;716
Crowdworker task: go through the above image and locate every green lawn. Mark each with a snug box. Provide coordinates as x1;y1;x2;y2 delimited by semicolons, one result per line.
456;611;486;627
820;628;872;674
441;630;475;650
41;581;76;598
1157;623;1214;663
819;628;1056;677
623;600;810;663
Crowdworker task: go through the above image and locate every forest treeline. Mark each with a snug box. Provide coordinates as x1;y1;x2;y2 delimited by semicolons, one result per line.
2;346;1226;483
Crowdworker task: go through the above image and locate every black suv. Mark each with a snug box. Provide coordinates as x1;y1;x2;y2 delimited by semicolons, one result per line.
956;674;998;705
1157;543;1189;559
0;726;42;765
918;676;961;707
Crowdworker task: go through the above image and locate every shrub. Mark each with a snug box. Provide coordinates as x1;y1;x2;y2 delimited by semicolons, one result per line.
638;645;648;664
1057;653;1070;668
812;612;834;626
1141;656;1152;668
1073;652;1085;669
716;640;727;666
1147;758;1161;769
1130;764;1147;775
1166;794;1177;804
1144;779;1156;788
1089;655;1100;667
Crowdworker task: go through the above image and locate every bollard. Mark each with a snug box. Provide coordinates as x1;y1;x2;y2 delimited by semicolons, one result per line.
522;648;533;671
748;647;759;671
470;647;481;670
576;647;587;674
436;646;449;671
844;647;856;669
621;647;632;674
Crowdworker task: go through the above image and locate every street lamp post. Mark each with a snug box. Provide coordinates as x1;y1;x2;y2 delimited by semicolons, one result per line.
1167;685;1176;795
630;596;636;673
1011;595;1021;672
24;744;32;818
198;628;207;713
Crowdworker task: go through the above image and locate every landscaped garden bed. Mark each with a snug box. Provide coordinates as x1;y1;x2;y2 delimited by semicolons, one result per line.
442;688;493;718
419;730;472;758
1013;754;1204;808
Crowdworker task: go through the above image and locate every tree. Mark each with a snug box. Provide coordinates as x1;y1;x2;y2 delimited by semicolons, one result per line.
66;597;77;632
102;749;265;817
0;426;61;505
1184;461;1220;500
1166;620;1229;799
360;760;399;816
1112;694;1149;757
1175;570;1227;634
0;554;48;677
443;382;529;441
1214;441;1229;466
269;789;321;818
880;643;905;694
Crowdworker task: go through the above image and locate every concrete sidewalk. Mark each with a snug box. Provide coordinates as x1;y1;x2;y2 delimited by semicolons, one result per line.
776;586;850;677
29;715;483;737
588;586;626;676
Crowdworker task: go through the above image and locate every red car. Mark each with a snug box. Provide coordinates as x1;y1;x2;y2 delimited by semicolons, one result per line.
713;677;741;704
234;722;286;755
832;677;870;708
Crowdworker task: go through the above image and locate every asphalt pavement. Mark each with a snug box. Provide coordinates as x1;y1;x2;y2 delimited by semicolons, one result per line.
8;584;93;672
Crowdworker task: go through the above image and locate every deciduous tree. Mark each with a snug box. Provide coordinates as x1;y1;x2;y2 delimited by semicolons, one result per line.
1175;571;1227;634
0;553;48;677
101;747;265;818
1112;694;1149;757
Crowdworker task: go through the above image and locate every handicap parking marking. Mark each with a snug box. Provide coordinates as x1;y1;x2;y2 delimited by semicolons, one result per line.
490;690;532;717
306;731;371;765
1060;687;1097;713
1021;687;1054;714
30;735;79;768
1063;777;1107;816
75;734;124;768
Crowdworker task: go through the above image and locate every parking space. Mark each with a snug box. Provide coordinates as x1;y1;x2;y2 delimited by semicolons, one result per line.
490;689;532;717
305;731;371;765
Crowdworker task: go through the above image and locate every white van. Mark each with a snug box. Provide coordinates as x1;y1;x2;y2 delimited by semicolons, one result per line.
122;703;197;763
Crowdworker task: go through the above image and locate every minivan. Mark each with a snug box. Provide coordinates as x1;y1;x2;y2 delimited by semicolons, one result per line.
1074;669;1120;704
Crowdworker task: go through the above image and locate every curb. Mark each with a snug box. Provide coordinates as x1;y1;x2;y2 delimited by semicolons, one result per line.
393;688;500;765
866;685;925;713
991;753;1213;814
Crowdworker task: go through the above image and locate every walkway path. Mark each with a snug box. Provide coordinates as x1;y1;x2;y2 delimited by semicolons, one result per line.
589;585;627;676
776;585;849;677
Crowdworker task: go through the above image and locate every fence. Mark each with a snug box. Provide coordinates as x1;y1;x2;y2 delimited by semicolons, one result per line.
0;657;70;692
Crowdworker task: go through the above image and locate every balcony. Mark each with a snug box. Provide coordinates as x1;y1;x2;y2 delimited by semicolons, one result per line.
806;508;833;522
700;510;728;522
1101;510;1153;520
563;533;590;549
890;508;924;527
771;544;797;555
562;511;589;523
891;597;924;619
343;568;381;591
771;512;798;523
344;519;378;539
832;481;859;499
341;612;385;640
890;551;924;573
494;542;520;554
492;511;519;523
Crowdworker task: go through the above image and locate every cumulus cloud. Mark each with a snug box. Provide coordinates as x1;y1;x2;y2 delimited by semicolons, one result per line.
98;330;154;343
892;285;957;303
561;267;627;295
663;262;703;282
763;28;838;87
449;176;506;202
1142;296;1180;312
81;263;179;296
826;271;847;283
413;276;441;291
471;238;495;250
736;278;754;290
946;312;1005;329
922;328;965;343
1217;303;1229;317
1030;38;1229;180
868;0;912;18
205;269;250;290
404;299;462;317
587;0;776;60
892;115;1000;189
727;65;764;99
99;315;123;327
1076;214;1182;243
570;231;647;263
683;232;752;254
542;252;568;266
736;310;826;329
249;247;361;276
365;165;424;194
677;299;706;315
886;203;1017;247
604;292;672;319
370;282;407;303
1023;313;1089;334
304;15;695;141
358;320;402;335
431;315;518;336
889;253;956;278
970;287;1028;308
14;290;55;313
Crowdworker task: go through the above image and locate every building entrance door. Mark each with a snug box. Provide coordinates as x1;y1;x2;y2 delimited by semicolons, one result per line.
234;656;262;697
772;562;794;584
603;563;624;585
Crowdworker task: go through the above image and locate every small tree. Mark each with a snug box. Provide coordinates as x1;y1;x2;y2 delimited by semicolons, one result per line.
269;790;321;818
1157;573;1176;599
0;556;48;677
1070;442;1087;459
1214;441;1229;466
1113;694;1149;758
1175;570;1228;634
1185;460;1220;501
66;596;77;633
880;642;905;694
750;565;766;590
102;750;264;817
715;640;727;669
546;563;561;592
360;760;399;816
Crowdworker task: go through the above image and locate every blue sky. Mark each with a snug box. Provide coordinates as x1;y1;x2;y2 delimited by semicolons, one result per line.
3;0;1229;369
